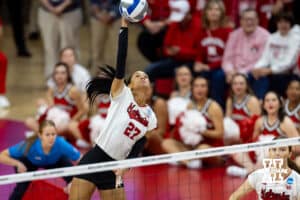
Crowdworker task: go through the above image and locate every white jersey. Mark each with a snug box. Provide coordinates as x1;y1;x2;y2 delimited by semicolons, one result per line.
95;86;157;160
248;168;300;200
47;64;91;93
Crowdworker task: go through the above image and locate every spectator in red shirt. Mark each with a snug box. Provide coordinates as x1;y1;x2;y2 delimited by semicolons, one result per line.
145;0;201;82
193;0;232;108
137;0;170;62
0;19;10;108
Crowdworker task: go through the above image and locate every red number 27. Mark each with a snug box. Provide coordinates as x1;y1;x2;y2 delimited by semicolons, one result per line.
124;122;141;140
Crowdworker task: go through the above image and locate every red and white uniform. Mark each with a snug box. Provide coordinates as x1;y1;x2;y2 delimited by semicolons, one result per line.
53;84;78;117
39;84;77;124
248;168;300;200
0;19;8;95
95;86;157;160
231;95;259;142
79;96;111;143
196;27;232;69
232;95;251;121
194;99;223;147
259;116;285;140
284;100;300;128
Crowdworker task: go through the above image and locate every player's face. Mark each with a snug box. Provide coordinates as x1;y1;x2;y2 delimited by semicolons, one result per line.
286;81;300;102
61;49;76;68
175;66;192;89
54;65;68;85
269;146;291;160
263;92;280;114
39;126;57;148
130;71;150;90
206;3;222;23
192;78;208;100
232;75;247;96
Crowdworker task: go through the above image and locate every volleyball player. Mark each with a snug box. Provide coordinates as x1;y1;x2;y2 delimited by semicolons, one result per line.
229;136;300;200
0;120;80;200
69;17;157;200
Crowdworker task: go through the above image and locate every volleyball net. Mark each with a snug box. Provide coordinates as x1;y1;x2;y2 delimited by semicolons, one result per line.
0;137;300;200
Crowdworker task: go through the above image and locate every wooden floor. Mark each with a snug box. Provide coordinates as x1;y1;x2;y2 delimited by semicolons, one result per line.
0;120;257;200
0;24;148;120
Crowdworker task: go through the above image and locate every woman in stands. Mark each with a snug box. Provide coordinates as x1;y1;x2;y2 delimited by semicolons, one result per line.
285;79;300;133
193;0;232;107
25;62;86;134
227;91;299;177
162;76;224;169
0;120;80;200
225;73;261;144
69;18;157;200
230;136;300;200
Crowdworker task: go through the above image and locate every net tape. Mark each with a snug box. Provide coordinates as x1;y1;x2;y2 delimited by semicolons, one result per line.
0;137;299;185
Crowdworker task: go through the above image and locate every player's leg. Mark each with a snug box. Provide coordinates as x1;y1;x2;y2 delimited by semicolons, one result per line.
69;178;96;200
99;188;126;200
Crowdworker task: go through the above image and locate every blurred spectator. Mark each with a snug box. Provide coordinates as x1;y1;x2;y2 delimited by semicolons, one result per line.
137;0;170;62
193;0;232;108
284;79;300;133
47;47;91;93
68;94;110;149
5;0;31;57
38;0;82;78
162;76;224;169
25;63;87;134
0;18;10;108
143;86;168;155
89;0;120;74
256;0;293;33
167;65;192;127
145;0;200;82
224;73;260;144
223;0;256;27
252;12;300;97
28;0;40;40
222;8;270;99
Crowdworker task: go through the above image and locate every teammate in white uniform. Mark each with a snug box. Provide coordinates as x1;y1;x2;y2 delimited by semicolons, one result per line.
69;18;157;200
229;136;300;200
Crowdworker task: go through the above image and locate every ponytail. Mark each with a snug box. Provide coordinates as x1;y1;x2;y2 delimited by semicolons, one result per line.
86;65;116;105
288;158;300;174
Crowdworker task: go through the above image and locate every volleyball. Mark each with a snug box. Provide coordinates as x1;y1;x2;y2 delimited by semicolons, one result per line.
119;0;148;22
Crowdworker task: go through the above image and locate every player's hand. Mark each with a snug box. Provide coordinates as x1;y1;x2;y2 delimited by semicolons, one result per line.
63;182;72;194
16;162;27;173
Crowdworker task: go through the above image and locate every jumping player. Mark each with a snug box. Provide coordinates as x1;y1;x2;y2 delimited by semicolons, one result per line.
69;17;157;200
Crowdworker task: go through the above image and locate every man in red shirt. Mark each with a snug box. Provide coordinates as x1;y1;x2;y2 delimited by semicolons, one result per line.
145;0;201;82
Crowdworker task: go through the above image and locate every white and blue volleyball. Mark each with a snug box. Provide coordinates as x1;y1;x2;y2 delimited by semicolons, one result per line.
120;0;148;22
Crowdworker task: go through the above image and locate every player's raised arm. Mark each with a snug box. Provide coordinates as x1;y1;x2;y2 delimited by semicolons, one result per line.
111;17;129;98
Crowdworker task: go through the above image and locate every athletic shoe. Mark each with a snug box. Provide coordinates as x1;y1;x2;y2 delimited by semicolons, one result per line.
226;165;248;178
25;131;35;138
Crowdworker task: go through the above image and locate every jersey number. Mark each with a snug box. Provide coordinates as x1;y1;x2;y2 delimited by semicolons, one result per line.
124;122;141;140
